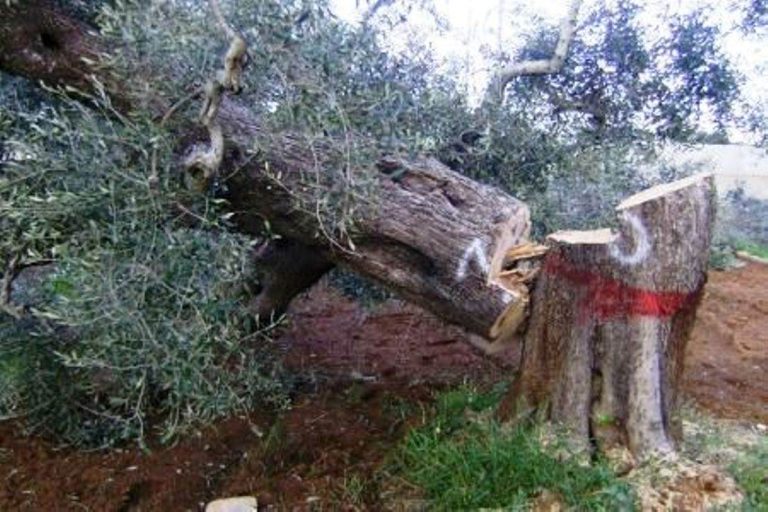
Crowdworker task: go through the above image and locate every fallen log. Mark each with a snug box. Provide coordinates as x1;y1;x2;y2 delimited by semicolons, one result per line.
499;174;715;458
223;143;535;340
0;1;537;342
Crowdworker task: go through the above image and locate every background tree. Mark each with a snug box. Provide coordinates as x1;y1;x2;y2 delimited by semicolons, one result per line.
443;0;742;234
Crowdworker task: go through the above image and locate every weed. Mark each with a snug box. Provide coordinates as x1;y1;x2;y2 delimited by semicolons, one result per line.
730;439;768;511
335;473;372;507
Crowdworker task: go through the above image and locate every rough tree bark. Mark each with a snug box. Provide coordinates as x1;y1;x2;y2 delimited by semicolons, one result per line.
498;174;715;458
0;1;104;91
221;140;535;340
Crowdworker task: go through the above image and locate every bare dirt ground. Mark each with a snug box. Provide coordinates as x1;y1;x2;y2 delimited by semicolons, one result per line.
684;262;768;424
0;263;766;511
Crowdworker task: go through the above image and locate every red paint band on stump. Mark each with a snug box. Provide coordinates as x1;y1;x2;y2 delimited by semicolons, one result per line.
543;254;697;322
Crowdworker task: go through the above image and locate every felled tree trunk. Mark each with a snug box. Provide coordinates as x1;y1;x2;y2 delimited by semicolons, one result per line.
499;174;715;458
341;158;534;340
224;146;536;341
0;1;538;342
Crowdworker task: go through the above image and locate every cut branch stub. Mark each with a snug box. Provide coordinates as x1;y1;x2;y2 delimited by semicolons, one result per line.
500;174;715;459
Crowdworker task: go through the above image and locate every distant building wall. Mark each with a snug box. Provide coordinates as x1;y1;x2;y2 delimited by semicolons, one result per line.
659;144;768;199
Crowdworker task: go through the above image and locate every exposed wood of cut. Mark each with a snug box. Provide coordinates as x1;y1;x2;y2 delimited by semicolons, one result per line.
499;174;716;458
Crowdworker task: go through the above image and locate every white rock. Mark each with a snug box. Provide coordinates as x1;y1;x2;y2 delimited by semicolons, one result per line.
205;496;258;512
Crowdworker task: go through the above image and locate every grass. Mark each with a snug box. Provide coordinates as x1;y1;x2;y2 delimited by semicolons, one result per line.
729;438;768;511
334;473;377;507
394;384;635;510
734;240;768;260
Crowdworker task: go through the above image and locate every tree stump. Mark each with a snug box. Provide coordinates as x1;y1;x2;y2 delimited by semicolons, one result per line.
499;174;715;458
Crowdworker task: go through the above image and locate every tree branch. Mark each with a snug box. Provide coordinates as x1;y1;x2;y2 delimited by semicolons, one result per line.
494;0;583;100
0;254;54;319
0;1;535;341
549;91;607;127
361;0;396;24
0;253;23;319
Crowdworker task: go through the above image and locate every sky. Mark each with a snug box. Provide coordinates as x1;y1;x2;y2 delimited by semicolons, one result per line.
330;0;571;98
329;0;768;141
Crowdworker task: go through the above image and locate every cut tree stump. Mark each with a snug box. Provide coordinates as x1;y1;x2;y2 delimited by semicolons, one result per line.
499;174;716;458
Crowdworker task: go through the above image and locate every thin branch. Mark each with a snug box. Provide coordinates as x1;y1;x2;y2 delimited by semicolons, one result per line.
550;91;606;122
1;254;23;319
209;0;241;40
1;255;55;319
494;0;583;99
362;0;396;24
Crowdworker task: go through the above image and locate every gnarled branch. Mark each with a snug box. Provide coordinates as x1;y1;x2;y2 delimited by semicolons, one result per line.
494;0;583;100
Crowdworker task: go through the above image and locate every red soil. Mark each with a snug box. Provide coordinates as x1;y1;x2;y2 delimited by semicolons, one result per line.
0;264;765;510
683;262;768;423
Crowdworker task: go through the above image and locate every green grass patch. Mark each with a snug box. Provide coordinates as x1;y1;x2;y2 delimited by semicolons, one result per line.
734;240;768;260
395;384;635;510
730;438;768;511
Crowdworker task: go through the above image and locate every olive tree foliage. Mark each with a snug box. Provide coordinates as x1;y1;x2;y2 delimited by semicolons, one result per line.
0;0;473;447
739;0;768;144
0;78;290;447
442;0;744;235
743;0;768;30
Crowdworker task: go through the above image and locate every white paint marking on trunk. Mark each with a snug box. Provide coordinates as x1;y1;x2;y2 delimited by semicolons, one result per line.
456;238;490;281
499;290;514;304
610;211;651;266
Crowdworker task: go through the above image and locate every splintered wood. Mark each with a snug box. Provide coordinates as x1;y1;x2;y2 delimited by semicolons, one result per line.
498;242;549;283
484;242;549;348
